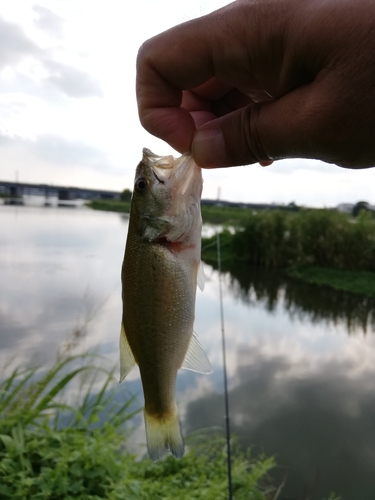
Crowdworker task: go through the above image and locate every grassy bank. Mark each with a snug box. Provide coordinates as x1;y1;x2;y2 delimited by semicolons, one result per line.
88;200;375;296
286;266;375;296
87;199;283;225
0;355;283;500
201;204;267;225
202;209;375;297
87;199;131;213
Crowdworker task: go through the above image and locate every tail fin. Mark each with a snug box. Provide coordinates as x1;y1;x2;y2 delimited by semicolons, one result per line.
144;408;184;462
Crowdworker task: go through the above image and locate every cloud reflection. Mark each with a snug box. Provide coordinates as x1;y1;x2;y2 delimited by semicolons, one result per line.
0;206;125;371
185;342;375;499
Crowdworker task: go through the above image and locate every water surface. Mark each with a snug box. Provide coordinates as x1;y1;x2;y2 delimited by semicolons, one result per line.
1;204;375;499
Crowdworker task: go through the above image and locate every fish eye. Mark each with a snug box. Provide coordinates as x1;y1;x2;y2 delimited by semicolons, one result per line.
135;178;148;192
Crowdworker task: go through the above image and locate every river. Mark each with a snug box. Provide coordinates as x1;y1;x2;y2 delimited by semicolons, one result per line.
1;202;375;500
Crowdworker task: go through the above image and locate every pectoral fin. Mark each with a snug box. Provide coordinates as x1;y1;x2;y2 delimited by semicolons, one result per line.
119;323;136;382
181;332;212;374
141;215;171;242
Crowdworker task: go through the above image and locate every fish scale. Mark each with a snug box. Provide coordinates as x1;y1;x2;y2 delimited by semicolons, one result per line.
119;148;212;462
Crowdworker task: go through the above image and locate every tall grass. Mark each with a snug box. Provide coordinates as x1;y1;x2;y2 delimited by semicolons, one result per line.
0;355;139;499
202;210;375;272
0;355;283;499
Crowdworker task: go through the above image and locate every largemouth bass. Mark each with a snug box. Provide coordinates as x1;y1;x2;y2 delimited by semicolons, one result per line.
120;148;211;462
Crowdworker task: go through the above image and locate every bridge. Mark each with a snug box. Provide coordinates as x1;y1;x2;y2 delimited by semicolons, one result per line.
0;180;121;202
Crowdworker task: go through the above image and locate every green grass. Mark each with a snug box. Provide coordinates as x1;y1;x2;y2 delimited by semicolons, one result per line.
209;209;375;271
87;199;282;226
0;354;140;498
0;354;342;499
287;265;375;296
0;344;345;499
87;199;131;213
86;199;252;223
0;354;282;500
201;204;258;226
202;210;375;296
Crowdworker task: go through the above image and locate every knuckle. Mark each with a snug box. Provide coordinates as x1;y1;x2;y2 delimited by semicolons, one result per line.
136;39;152;66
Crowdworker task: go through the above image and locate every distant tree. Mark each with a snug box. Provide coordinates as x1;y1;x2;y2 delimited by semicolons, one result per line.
352;201;369;217
287;202;299;211
120;189;132;202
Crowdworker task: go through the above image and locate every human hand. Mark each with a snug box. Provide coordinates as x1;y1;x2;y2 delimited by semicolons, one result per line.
136;0;375;169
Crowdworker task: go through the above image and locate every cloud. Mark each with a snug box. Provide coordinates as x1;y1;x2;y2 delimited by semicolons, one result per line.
0;15;102;99
0;16;41;68
0;132;114;172
43;59;103;98
33;4;65;39
33;134;109;168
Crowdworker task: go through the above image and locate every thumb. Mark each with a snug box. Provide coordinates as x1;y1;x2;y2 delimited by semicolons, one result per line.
191;84;323;168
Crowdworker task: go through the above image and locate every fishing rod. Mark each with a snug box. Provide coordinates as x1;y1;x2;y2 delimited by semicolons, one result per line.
216;231;233;500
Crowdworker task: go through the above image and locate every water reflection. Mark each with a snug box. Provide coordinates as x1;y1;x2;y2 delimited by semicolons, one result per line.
185;344;375;499
186;264;375;499
219;263;375;335
0;204;126;371
2;205;375;499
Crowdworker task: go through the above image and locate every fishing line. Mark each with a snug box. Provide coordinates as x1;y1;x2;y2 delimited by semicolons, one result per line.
216;231;233;500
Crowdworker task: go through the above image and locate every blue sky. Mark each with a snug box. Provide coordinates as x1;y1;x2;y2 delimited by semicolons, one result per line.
0;0;374;207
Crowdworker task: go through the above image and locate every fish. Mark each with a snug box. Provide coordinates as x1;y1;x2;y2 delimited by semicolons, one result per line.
120;148;212;462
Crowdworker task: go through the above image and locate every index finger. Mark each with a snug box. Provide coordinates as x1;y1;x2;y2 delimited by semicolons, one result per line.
136;0;292;153
136;17;218;152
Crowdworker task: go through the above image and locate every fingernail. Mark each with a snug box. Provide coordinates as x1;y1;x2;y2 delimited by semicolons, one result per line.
192;128;227;168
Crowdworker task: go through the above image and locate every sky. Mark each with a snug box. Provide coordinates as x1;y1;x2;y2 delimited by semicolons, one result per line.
0;0;374;208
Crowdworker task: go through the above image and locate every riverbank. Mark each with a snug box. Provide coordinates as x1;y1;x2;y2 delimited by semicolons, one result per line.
203;237;375;298
87;199;295;225
286;266;375;296
88;199;131;213
201;208;375;297
88;200;375;297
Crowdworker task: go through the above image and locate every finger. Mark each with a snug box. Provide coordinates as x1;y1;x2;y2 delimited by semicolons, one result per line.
184;81;268;113
190;110;218;129
191;82;331;167
136;58;196;153
188;78;232;101
136;17;218;152
136;1;283;151
182;88;254;129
